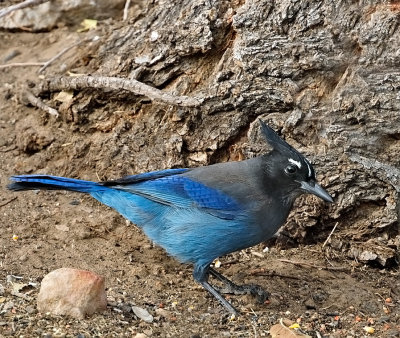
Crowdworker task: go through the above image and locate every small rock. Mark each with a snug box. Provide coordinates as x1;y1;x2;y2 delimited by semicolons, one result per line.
377;316;390;323
19;254;28;262
155;308;173;319
303;298;316;310
25;305;36;314
118;303;132;314
69;199;80;205
132;306;154;323
37;268;107;319
52;328;66;338
0;284;4;295
3;301;14;311
133;334;147;338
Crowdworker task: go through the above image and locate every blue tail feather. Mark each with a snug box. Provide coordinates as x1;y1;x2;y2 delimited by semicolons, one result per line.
8;175;101;193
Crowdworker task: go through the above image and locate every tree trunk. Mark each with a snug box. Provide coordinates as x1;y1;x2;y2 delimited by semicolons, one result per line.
20;0;400;266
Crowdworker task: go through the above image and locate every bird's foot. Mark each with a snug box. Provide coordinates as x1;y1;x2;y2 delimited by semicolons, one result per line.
200;281;239;315
218;283;269;304
209;267;269;304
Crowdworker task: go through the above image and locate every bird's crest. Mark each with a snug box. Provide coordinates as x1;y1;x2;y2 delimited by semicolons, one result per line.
258;119;314;179
259;119;297;155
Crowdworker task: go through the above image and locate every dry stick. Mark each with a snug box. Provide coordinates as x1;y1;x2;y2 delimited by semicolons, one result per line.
39;38;91;73
220;259;239;266
123;0;131;21
0;0;49;19
0;39;92;72
23;90;59;117
0;197;17;208
0;145;17;153
0;62;45;70
322;222;339;248
277;259;347;271
41;75;203;107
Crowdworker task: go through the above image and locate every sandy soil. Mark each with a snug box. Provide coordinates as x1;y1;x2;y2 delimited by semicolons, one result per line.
0;27;399;337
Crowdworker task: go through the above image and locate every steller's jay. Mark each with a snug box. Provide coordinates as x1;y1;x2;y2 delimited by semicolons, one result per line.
8;120;333;315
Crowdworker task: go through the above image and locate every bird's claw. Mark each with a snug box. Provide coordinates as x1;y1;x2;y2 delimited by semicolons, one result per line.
218;283;269;303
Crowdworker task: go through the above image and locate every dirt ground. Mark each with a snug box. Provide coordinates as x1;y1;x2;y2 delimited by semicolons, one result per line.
0;28;399;338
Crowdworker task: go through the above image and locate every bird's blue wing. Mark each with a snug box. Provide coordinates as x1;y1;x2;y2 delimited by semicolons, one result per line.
109;173;243;220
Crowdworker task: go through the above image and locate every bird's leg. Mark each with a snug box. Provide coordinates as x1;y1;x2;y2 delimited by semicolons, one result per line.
194;264;239;315
209;267;269;304
200;280;239;315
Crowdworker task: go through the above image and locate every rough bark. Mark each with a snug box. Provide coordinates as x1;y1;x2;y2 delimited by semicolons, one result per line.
17;0;400;265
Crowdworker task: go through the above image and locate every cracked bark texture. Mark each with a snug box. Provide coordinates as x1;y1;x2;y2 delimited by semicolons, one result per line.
28;0;400;265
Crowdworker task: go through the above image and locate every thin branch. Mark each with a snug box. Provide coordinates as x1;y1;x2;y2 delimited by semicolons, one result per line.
0;197;17;208
322;222;339;248
123;0;131;21
38;38;91;73
0;62;45;70
0;0;49;19
220;259;239;266
40;75;203;107
0;38;94;72
22;90;59;117
0;145;17;153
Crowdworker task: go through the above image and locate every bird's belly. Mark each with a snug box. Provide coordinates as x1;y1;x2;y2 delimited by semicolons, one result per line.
142;209;270;266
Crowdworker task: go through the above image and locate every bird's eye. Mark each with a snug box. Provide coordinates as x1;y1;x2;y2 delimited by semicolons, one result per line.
285;164;297;175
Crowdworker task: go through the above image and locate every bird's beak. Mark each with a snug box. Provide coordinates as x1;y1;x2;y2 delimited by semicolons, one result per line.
299;180;333;203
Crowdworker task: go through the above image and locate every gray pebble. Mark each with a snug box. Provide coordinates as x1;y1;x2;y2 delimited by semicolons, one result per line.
132;305;153;323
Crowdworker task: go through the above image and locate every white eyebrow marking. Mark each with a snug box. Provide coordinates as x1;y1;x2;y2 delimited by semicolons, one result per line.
305;158;312;177
288;158;301;168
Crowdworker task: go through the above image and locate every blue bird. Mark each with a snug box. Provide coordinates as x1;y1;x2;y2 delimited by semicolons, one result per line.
8;120;333;315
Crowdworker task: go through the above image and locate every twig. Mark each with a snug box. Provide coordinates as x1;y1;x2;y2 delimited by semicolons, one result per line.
0;62;45;70
221;259;239;266
39;38;91;73
22;90;59;117
0;0;49;19
251;250;264;258
374;292;387;302
322;222;339;248
123;0;131;21
1;38;94;72
0;145;17;152
251;320;258;338
40;75;203;107
277;259;347;271
318;304;335;311
0;197;17;208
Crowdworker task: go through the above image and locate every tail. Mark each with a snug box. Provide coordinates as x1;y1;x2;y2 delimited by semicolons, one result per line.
8;175;101;193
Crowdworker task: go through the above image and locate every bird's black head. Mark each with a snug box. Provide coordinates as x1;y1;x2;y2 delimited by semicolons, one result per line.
259;119;333;204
